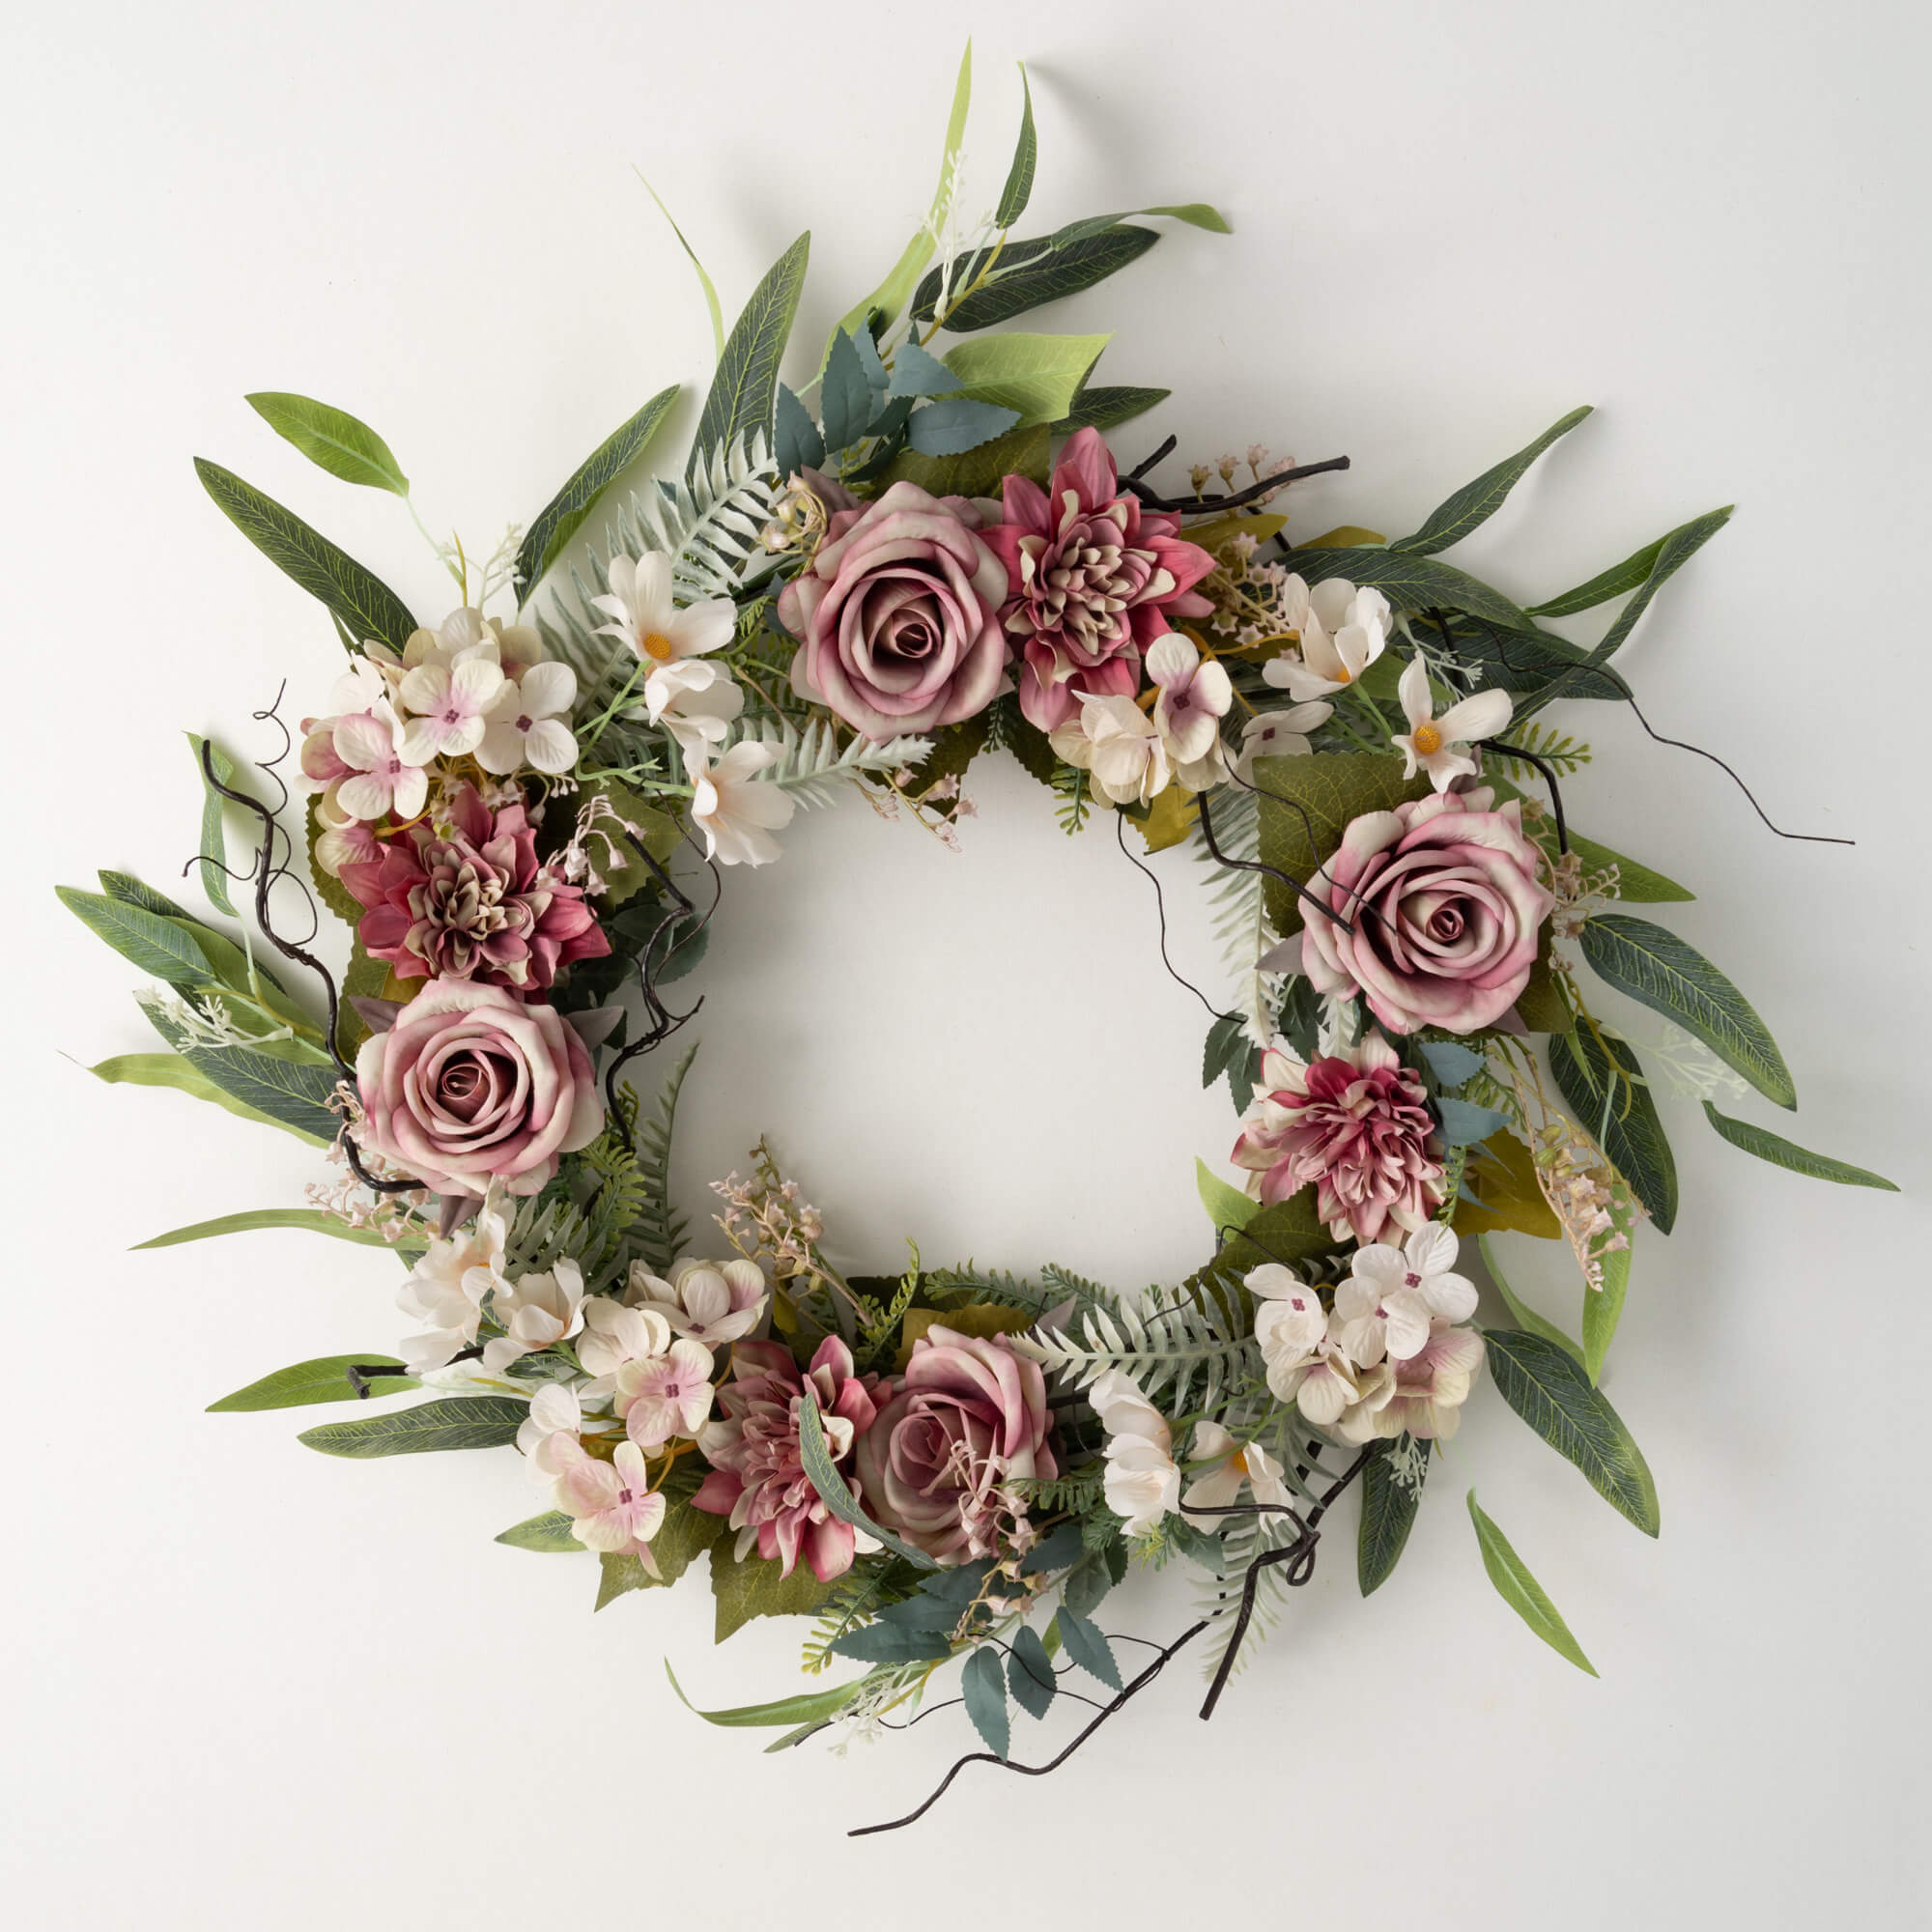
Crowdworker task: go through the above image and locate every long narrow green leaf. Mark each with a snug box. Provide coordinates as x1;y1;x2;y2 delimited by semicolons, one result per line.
193;459;417;650
1485;779;1693;902
1579;915;1795;1110
1529;506;1734;617
1548;1028;1678;1231
134;1208;422;1251
516;384;680;596
1477;1236;1585;1365
1282;546;1531;630
637;174;723;358
995;64;1037;228
1581;1216;1634;1385
244;392;409;495
143;1011;344;1143
98;870;194;923
1467;1491;1598;1676
298;1397;526;1459
1393;406;1593;555
913;226;1159;333
1358;1440;1428;1595
796;1392;940;1569
689;234;810;480
665;1661;866;1730
1059;384;1170;432
185;733;237;915
209;1354;414;1411
58;885;212;986
87;1053;319;1142
1701;1102;1899;1191
1483;1328;1661;1535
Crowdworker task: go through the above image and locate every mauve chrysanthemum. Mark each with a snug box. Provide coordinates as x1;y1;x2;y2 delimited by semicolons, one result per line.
1231;1036;1446;1244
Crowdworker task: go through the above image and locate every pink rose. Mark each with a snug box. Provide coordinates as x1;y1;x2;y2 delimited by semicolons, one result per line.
775;480;1009;739
852;1327;1058;1564
354;978;603;1198
980;427;1215;732
1232;1037;1446;1245
1297;787;1556;1036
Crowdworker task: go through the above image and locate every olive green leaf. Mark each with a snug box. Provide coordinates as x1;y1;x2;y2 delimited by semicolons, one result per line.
245;392;409;495
496;1512;582;1553
1701;1102;1898;1192
208;1354;414;1411
1393;406;1593;556
1251;751;1431;936
1467;1491;1598;1676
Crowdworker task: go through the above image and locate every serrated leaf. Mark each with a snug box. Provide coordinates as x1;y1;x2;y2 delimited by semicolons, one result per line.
1203;1012;1248;1091
595;1500;723;1602
185;733;238;914
1251;752;1431;936
1548;1029;1678;1231
1579;915;1794;1110
1435;1097;1511;1148
995;64;1037;227
1057;1608;1122;1690
136;1207;418;1251
245;391;409;495
1478;1235;1584;1365
1199;1187;1334;1287
819;328;875;455
1419;1040;1487;1089
711;1550;840;1643
961;1645;1010;1757
773;384;825;478
516;384;679;594
1393;407;1592;556
1700;1102;1898;1191
828;1622;954;1662
1467;1491;1598;1676
886;340;957;400
1195;1157;1260;1237
298;1397;526;1458
689;233;810;481
907;397;1023;456
1358;1438;1428;1595
1483;1329;1660;1535
208;1353;414;1411
1009;1624;1056;1719
913;225;1159;332
496;1511;582;1552
1059;384;1170;432
797;1390;942;1569
664;1661;866;1729
1281;546;1530;630
193;459;416;650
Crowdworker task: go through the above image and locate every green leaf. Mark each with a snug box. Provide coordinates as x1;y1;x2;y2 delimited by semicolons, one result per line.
639;1497;728;1589
1009;1624;1056;1719
1251;752;1431;936
98;869;194;922
1482;1329;1660;1536
886;340;958;400
819;328;876;455
711;1547;838;1642
1478;1235;1584;1365
914;225;1159;332
496;1511;582;1552
906;397;1022;457
883;421;1051;501
797;1391;941;1569
244;391;409;495
1455;1134;1563;1240
1392;407;1592;556
135;1207;421;1251
1196;1157;1259;1237
1581;1213;1634;1385
829;1622;953;1662
298;1397;526;1459
193;459;416;650
1059;384;1171;433
1485;779;1694;903
1057;1608;1122;1690
1279;547;1530;630
688;232;810;481
637;175;724;359
1427;611;1633;706
1358;1439;1428;1595
185;734;238;915
155;1037;343;1144
87;1052;320;1142
773;383;825;477
1048;204;1232;244
1548;1029;1679;1232
664;1660;866;1730
58;885;213;986
1579;915;1795;1110
208;1353;414;1411
962;1645;1010;1757
516;384;680;595
1528;506;1734;618
1701;1102;1899;1192
1467;1491;1598;1676
938;330;1111;426
995;64;1037;228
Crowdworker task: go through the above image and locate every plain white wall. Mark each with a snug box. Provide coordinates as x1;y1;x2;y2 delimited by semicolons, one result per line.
8;2;1926;1926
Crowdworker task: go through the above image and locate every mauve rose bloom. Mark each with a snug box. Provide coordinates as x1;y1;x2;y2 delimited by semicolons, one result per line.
340;783;608;995
691;1336;890;1582
980;427;1216;732
853;1327;1058;1564
1293;787;1556;1036
775;480;1009;739
1231;1037;1446;1245
354;978;603;1199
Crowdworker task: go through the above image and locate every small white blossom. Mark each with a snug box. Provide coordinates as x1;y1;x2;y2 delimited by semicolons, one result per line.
1391;656;1513;790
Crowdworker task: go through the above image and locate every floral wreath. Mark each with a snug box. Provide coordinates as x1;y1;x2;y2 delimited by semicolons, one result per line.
65;50;1896;1832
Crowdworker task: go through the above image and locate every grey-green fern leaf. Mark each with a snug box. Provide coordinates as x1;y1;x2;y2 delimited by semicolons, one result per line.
1011;1282;1259;1420
630;1038;699;1277
726;716;932;811
1193;784;1281;1043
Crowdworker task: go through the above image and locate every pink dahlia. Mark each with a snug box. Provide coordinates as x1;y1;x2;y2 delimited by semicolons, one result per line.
340;783;609;995
691;1337;890;1582
980;427;1216;732
1231;1036;1446;1244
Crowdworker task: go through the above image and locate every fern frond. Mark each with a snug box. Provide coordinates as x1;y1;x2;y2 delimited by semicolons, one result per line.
629;1038;699;1277
1009;1466;1107;1515
615;429;781;605
800;1562;906;1675
1051;765;1093;835
1192;783;1281;1044
726;715;932;811
1488;722;1593;779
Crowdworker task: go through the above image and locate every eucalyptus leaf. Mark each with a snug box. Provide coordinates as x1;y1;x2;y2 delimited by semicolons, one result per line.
496;1511;582;1552
298;1397;526;1459
1358;1439;1428;1595
517;384;680;594
1529;506;1734;618
1279;546;1530;630
1467;1490;1598;1676
1700;1102;1899;1191
961;1645;1010;1757
912;225;1158;332
1059;384;1171;432
245;391;409;495
208;1354;414;1411
1009;1624;1056;1719
689;232;810;481
1393;406;1592;556
797;1391;941;1568
1548;1028;1678;1232
1579;915;1795;1110
664;1660;866;1730
907;398;1023;456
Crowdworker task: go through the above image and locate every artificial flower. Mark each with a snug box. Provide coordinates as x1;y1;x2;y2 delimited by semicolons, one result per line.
1049;693;1172;807
627;1256;768;1349
330;705;428;823
1328;1268;1432;1369
642;655;745;763
515;1381;583;1466
380;607;544;683
1261;575;1392;701
1391;656;1513;791
614;1336;715;1449
476;659;581;775
481;1258;587;1373
311;785;384;877
394;1202;507;1374
1236;702;1333;777
576;1299;675;1393
547;1433;666;1566
1089;1368;1179;1536
1147;631;1233;789
690;741;796;867
396;657;509;765
1247;1263;1330;1399
1181;1420;1292;1521
593;551;736;672
1335;1320;1485;1443
1348;1224;1480;1326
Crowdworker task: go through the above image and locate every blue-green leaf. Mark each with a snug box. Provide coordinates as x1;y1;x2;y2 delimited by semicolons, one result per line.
1009;1624;1056;1719
773;384;825;479
244;391;409;495
208;1354;414;1411
1057;1608;1122;1690
517;384;680;594
961;1645;1010;1757
1467;1490;1598;1676
1700;1101;1898;1191
1435;1098;1510;1148
829;1622;953;1663
888;340;959;400
298;1397;526;1458
819;328;875;455
907;398;1022;456
1419;1040;1487;1089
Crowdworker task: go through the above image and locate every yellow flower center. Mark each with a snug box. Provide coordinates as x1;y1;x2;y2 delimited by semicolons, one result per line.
640;632;676;663
1412;721;1442;754
1334;666;1351;685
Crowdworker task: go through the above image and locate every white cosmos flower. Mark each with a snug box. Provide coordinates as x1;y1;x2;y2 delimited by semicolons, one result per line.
1048;693;1172;806
1236;703;1333;777
1349;1224;1480;1327
477;660;580;775
1262;575;1392;701
1181;1421;1293;1521
691;742;796;866
396;656;509;764
482;1258;587;1373
592;552;735;669
1089;1369;1179;1536
331;702;428;822
1391;656;1513;791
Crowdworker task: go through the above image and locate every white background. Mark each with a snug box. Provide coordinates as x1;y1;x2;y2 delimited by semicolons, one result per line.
6;1;1927;1925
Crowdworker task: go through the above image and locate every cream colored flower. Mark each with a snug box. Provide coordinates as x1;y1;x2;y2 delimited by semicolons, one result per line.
592;551;734;668
1181;1421;1292;1521
482;1259;587;1373
628;1256;768;1348
1049;693;1172;806
1262;575;1392;701
396;1205;507;1374
1391;657;1512;791
1089;1369;1179;1536
691;742;796;867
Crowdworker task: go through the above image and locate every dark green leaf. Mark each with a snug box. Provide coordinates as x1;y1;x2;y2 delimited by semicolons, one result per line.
496;1512;582;1552
298;1397;526;1458
1702;1102;1899;1192
158;1037;342;1144
208;1353;413;1411
1393;407;1593;555
883;421;1050;500
516;384;679;594
185;734;238;915
1058;384;1171;433
1019;1521;1085;1575
1483;1329;1660;1535
1428;611;1632;705
819;328;875;455
1281;546;1530;630
193;459;416;650
1467;1490;1598;1676
711;1546;839;1641
1047;204;1231;244
664;1660;866;1729
1579;915;1794;1110
919;1557;996;1604
1529;506;1735;618
773;383;824;477
829;1622;953;1663
994;65;1037;229
1009;1625;1056;1719
877;1594;968;1632
245;391;409;495
913;226;1159;332
1548;1029;1679;1232
689;232;810;480
1358;1439;1427;1595
1057;1609;1122;1690
961;1645;1010;1757
598;1497;725;1597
